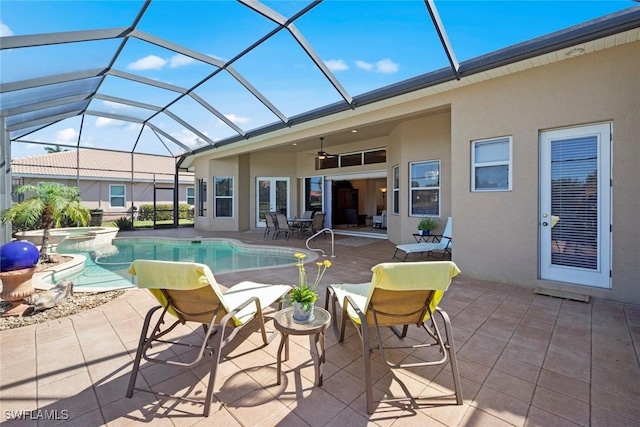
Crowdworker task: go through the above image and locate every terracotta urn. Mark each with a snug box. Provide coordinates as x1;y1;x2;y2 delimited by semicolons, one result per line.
0;266;38;317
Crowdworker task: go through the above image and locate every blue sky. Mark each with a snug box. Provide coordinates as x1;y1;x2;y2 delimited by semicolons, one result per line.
0;1;636;158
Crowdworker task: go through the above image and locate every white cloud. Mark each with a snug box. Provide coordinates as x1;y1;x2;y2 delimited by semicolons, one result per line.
102;100;130;110
128;55;167;71
169;54;196;68
56;128;78;143
0;21;13;37
95;117;126;128
170;128;206;147
125;123;142;132
376;58;399;74
224;114;250;125
324;59;349;72
355;59;399;74
355;60;373;71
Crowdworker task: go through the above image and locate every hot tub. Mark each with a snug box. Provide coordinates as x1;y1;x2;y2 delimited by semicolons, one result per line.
15;226;119;249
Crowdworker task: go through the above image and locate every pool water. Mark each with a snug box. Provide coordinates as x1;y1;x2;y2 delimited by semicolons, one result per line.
53;238;300;291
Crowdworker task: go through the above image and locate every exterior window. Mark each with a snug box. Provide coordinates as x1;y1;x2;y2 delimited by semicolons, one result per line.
11;177;24;203
304;176;323;212
197;179;207;217
409;160;440;216
392;165;399;215
214;177;233;218
472;136;512;191
364;149;386;165
186;187;195;205
317;148;385;170
109;184;125;208
318;157;338;169
339;152;362;167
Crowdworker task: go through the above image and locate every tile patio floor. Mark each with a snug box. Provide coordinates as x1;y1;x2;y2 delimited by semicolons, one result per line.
1;228;639;426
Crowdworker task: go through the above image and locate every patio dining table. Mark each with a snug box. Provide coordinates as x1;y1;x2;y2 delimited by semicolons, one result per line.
288;217;313;239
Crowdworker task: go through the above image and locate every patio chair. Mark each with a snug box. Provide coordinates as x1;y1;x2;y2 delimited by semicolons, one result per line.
126;260;291;416
393;217;452;261
290;210;315;235
302;211;326;238
325;261;463;414
274;212;294;240
372;210;387;229
263;211;277;238
344;208;358;227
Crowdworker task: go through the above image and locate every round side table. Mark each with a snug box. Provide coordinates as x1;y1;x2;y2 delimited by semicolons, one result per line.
273;306;331;386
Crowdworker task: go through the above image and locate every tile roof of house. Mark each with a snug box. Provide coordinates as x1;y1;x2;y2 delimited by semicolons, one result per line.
11;149;193;184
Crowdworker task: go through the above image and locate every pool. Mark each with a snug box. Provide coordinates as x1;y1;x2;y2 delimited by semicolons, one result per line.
45;238;311;292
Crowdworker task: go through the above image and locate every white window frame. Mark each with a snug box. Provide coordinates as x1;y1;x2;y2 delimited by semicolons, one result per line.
186;187;195;206
471;136;512;192
109;184;125;208
409;160;440;217
392;164;399;215
214;176;233;218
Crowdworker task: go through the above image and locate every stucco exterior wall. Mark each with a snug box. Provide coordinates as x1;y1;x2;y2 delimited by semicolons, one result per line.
21;177;192;220
191;41;639;305
249;152;298;228
449;42;639;304
386;111;452;244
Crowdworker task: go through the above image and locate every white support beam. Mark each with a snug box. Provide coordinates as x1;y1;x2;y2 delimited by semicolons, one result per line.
0;28;130;50
0;69;106;93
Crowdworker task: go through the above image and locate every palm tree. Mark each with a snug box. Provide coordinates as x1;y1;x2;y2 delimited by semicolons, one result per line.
44;145;68;153
1;182;90;262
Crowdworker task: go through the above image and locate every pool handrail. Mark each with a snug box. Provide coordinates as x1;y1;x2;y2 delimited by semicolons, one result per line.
305;228;335;258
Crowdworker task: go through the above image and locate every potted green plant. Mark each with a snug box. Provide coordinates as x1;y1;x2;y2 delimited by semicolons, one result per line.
417;217;438;236
289;252;331;323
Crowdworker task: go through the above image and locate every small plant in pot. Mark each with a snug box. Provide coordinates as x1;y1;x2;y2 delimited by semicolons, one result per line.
288;252;331;323
417;217;438;236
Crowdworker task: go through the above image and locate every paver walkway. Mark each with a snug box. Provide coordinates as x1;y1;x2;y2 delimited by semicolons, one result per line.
1;229;639;426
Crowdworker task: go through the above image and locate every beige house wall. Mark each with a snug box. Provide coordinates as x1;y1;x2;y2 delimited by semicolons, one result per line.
21;177;193;220
192;41;639;305
449;41;639;304
200;158;242;231
386;111;452;244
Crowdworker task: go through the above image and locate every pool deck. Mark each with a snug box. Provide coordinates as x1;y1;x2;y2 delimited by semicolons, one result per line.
1;228;639;426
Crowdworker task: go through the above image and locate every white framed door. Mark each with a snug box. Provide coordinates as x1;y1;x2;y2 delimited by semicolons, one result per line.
256;177;289;228
539;123;611;288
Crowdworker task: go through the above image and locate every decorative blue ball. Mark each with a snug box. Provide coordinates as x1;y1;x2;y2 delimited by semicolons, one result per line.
0;241;40;272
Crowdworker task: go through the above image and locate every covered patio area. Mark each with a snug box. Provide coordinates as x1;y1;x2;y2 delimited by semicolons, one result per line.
1;228;639;426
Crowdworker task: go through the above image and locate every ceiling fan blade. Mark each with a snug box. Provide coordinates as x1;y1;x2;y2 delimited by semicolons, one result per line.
314;137;338;159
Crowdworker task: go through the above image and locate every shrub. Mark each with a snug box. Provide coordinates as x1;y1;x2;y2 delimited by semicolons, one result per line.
138;204;193;221
114;216;133;231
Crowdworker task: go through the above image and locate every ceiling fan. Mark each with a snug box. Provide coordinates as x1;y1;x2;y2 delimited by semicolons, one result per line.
314;137;337;160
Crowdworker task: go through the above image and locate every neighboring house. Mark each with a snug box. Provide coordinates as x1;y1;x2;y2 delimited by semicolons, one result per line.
182;15;640;305
12;149;194;221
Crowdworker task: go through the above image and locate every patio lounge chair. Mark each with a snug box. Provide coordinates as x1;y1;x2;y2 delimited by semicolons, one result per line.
325;261;463;414
393;216;452;261
126;260;291;416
